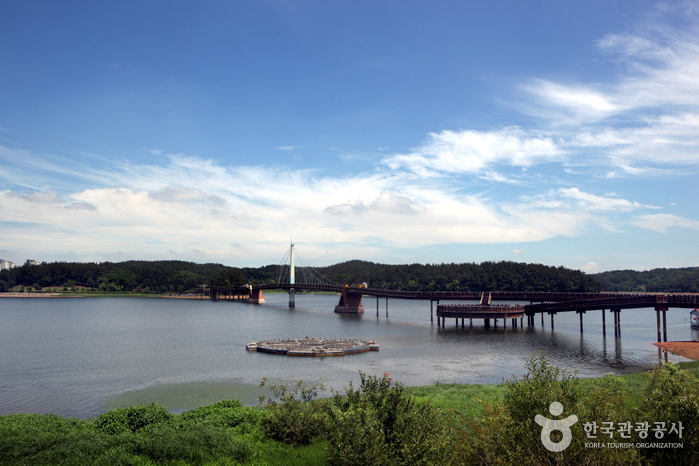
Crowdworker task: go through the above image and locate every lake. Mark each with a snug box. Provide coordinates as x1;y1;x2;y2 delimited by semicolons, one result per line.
1;294;696;418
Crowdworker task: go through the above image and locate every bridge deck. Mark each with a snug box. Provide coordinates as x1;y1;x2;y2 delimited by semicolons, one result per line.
199;283;699;312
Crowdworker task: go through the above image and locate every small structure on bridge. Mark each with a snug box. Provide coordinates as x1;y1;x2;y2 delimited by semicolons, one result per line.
437;294;525;329
246;337;379;356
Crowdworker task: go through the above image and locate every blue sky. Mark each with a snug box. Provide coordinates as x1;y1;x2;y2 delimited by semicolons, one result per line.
1;1;698;272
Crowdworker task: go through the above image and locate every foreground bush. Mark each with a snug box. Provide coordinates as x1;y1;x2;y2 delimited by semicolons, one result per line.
638;361;699;465
258;377;330;447
453;354;699;466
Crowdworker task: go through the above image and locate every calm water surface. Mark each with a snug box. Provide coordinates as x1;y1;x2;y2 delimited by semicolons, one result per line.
1;294;696;418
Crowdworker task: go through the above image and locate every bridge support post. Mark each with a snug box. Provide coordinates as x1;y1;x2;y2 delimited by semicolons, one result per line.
386;298;389;317
469;318;473;328
461;318;464;328
602;309;606;336
618;310;621;336
377;297;379;317
289;289;295;308
579;311;583;333
550;313;554;329
541;313;544;326
662;309;667;342
504;317;507;329
655;306;669;342
249;287;265;304
334;287;364;314
430;301;433;322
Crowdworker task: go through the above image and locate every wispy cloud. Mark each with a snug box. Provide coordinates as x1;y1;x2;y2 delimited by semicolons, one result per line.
382;127;561;178
634;213;699;232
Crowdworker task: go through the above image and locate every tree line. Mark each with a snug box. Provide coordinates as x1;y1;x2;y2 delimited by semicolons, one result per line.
0;260;247;293
1;259;697;293
317;259;601;292
592;267;699;293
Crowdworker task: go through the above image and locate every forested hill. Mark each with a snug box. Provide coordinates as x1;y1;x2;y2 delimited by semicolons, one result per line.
2;259;696;293
0;261;250;293
592;267;699;293
0;259;601;293
316;260;600;292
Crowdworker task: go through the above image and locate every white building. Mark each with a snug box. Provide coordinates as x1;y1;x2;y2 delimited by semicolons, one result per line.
0;259;17;270
25;260;39;266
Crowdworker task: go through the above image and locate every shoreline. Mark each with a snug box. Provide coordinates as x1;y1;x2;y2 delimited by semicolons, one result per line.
653;340;699;360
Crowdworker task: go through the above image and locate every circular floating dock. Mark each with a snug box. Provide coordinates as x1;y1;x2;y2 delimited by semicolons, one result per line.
246;337;379;357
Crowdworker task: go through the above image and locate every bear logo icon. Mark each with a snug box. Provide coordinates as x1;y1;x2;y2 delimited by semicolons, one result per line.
534;401;578;452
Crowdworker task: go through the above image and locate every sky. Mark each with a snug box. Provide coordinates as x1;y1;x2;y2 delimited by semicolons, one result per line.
1;1;698;272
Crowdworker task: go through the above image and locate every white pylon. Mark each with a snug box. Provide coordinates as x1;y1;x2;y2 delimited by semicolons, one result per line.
289;242;295;308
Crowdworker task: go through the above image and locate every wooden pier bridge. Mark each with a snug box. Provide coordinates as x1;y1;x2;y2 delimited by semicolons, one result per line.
195;244;699;344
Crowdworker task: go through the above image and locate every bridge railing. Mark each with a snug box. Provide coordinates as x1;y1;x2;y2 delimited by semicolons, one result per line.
525;294;669;312
438;304;525;314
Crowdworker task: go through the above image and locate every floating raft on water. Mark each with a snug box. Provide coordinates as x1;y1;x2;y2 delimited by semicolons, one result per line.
246;337;379;357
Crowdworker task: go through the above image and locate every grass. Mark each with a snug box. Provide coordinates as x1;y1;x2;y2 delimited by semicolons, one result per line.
2;361;698;465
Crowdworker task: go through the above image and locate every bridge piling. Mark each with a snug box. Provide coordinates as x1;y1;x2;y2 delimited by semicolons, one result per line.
617;310;621;336
655;307;667;342
550;313;554;329
662;309;667;342
430;301;433;322
377;297;379;317
602;309;606;336
386;298;389;318
579;311;583;333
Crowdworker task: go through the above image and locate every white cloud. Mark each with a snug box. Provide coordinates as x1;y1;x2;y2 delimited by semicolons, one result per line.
634;213;699;232
558;187;654;211
0;154;650;260
581;262;599;273
382;127;561;177
277;145;298;150
513;249;523;254
524;80;618;119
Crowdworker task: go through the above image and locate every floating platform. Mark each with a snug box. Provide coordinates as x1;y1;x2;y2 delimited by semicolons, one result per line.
246;337;379;357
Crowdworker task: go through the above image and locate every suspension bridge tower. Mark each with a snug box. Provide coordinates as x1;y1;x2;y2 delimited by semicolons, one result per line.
289;243;295;308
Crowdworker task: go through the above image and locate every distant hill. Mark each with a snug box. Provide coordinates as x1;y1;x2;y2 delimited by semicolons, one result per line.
3;259;697;294
592;267;699;293
316;259;600;292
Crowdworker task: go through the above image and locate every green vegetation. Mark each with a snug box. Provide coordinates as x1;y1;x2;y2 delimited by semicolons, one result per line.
3;258;698;294
593;267;699;293
0;258;605;294
318;259;601;292
2;358;698;465
0;261;248;293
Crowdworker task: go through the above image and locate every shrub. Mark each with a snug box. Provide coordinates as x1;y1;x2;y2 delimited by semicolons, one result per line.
258;378;329;447
178;399;264;429
326;371;449;466
95;403;172;435
458;353;641;465
638;361;699;465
